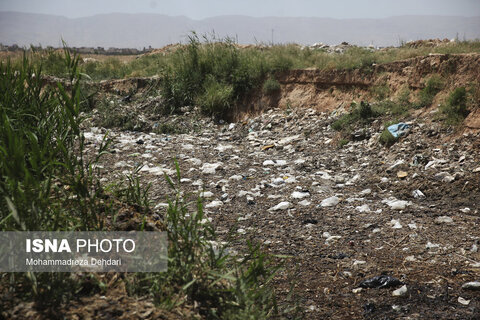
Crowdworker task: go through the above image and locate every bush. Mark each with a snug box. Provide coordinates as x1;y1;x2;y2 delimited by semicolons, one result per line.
379;129;396;146
331;101;376;131
0;48;112;306
416;75;444;108
262;78;281;94
440;87;469;125
197;76;234;116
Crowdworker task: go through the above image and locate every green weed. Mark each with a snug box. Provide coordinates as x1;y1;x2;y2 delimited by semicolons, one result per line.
262;78;281;94
415;75;444;108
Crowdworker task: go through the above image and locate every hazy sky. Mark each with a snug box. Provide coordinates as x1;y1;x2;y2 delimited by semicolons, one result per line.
1;0;479;19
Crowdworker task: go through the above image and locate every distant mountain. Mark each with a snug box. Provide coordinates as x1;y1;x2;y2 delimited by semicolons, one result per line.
1;11;479;48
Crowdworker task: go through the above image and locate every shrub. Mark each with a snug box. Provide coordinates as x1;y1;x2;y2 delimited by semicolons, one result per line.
416;75;444;108
370;83;390;101
331;101;377;131
379;129;396;146
262;77;281;94
197;76;234;117
440;87;469;125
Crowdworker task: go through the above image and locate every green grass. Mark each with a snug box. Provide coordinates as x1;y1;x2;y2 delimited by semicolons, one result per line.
331;101;377;131
262;78;281;94
6;38;480;121
127;160;291;319
379;129;397;147
0;50;290;318
415;74;444;108
439;86;470;125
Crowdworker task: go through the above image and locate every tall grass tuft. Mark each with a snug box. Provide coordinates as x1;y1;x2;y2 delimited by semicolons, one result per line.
0;48;111;305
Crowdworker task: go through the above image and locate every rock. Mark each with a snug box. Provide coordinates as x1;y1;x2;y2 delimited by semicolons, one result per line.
352;288;363;293
460;207;471;213
229;174;243;181
321;196;340;207
270;201;291;211
435;216;453;224
473;167;480;173
291;191;310;199
392;285;408;297
462;281;480;291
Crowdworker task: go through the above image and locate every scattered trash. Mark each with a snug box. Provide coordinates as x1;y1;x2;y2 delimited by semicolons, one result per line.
269;201;291;211
387;123;411;138
397;171;408;178
392;285;408;296
458;297;470;305
358;275;402;289
412;189;425;199
462;281;480;291
262;144;275;151
321;196;340;207
435;216;453;224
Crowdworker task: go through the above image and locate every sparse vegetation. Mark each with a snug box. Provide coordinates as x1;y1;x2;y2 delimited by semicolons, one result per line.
415;75;444;108
331;101;377;131
128;160;289;319
379;128;396;146
440;86;470;125
262;77;281;94
0;48;288;319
